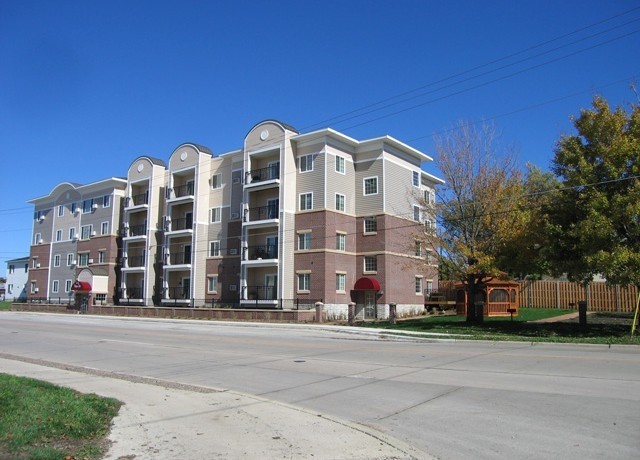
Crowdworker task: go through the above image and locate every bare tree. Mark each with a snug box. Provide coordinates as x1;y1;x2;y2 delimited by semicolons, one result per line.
418;121;523;322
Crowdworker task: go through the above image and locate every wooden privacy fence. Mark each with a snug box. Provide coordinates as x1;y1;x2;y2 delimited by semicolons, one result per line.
439;280;639;313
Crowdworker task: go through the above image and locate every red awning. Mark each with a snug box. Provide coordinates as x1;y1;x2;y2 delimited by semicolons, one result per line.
71;281;92;292
353;277;381;291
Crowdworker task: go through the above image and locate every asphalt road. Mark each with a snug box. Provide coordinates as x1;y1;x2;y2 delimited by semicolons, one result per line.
1;312;639;460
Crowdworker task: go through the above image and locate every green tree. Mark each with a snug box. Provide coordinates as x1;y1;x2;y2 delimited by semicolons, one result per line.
547;96;640;286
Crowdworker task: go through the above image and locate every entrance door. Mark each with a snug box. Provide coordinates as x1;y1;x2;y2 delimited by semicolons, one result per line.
266;235;278;259
265;274;277;300
184;244;192;265
364;292;377;319
185;211;193;230
267;199;279;219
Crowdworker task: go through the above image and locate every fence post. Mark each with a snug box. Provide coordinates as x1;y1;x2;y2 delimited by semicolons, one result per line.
389;303;397;325
348;302;356;325
315;301;324;323
556;280;560;309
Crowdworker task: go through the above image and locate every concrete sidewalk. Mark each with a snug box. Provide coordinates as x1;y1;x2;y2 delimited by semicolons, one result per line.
0;356;429;460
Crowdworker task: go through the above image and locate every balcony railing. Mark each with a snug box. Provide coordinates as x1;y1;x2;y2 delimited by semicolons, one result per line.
245;205;279;222
164;286;190;300
121;224;147;237
119;287;143;299
167;217;193;231
245;244;278;260
173;183;194;198
243;285;277;301
248;165;279;183
168;252;191;265
126;254;146;267
127;191;149;207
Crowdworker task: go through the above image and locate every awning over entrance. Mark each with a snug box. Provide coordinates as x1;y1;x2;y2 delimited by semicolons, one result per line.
353;277;381;291
71;281;92;292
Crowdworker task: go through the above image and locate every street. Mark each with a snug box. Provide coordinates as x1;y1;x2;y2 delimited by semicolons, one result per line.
1;312;638;459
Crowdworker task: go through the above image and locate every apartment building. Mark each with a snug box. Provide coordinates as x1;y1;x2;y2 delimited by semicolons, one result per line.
28;120;443;319
27;179;127;305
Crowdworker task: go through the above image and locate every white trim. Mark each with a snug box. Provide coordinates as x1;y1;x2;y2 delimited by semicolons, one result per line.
363;176;378;196
299;192;313;211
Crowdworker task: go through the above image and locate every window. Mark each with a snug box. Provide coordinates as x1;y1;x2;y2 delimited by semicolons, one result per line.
67;253;74;266
211;174;222;189
82;199;93;214
81;225;92;240
299;193;312;211
298;232;311;250
69;227;76;240
363;177;378;195
53;254;61;267
211;207;221;223
425;280;434;296
364;216;377;233
209;241;221;257
300;154;314;172
71;202;77;214
207;276;219;293
103;195;111;208
32;258;38;269
426;252;435;265
364;256;377;273
52;280;59;294
425;219;436;231
413;205;421;222
35;210;43;221
101;222;109;235
24;263;28;272
335;155;345;174
58;205;64;217
336;273;346;292
30;282;37;294
335;193;345;212
65;280;72;293
8;265;14;274
95;294;107;304
56;229;63;242
336;233;346;251
34;233;41;245
297;273;310;292
413;171;420;187
7;284;12;294
98;251;105;264
415;276;423;294
424;189;435;204
78;253;89;267
415;241;422;257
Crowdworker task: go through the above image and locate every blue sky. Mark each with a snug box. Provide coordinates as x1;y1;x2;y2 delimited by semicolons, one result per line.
1;0;639;275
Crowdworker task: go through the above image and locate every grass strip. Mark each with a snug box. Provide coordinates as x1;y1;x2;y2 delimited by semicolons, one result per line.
0;373;121;460
359;308;640;345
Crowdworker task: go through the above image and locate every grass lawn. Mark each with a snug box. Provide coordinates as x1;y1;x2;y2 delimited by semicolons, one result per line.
0;301;12;311
359;308;640;345
0;374;121;460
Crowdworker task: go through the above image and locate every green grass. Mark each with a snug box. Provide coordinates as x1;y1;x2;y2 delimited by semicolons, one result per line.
360;308;640;345
0;374;121;460
0;301;11;311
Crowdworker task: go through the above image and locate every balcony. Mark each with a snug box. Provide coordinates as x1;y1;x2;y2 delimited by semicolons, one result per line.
119;287;144;300
166;216;193;232
125;191;149;209
122;224;147;240
167;183;195;204
164;252;192;270
243;285;277;301
162;286;191;303
243;205;279;227
122;254;146;271
245;165;280;190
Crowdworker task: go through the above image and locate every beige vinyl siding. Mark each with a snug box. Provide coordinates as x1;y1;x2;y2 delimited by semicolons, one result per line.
168;144;206;171
280;211;296;299
354;157;384;216
384;159;419;218
295;148;325;210
245;121;287;152
230;166;244;219
326;150;356;215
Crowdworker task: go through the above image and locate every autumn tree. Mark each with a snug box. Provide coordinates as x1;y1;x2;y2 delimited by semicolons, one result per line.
419;121;526;322
546;96;640;287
